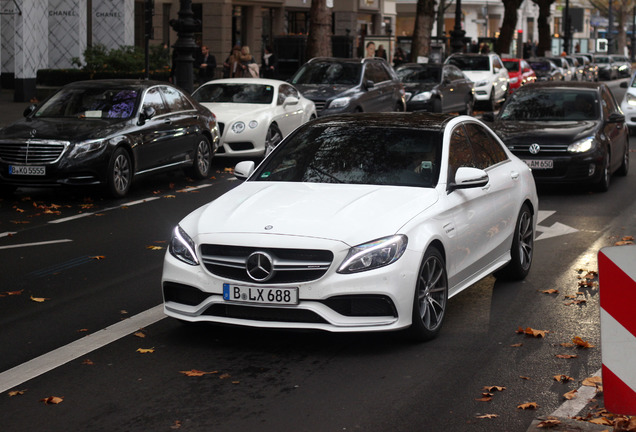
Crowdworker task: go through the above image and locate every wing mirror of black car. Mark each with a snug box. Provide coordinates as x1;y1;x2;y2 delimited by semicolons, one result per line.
234;160;256;181
284;96;299;106
138;106;156;124
23;104;37;117
481;112;495;122
364;80;375;90
620;81;628;88
607;112;625;123
448;167;489;192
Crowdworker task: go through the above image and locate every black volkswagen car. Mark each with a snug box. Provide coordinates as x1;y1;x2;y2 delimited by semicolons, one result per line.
483;81;629;191
395;63;474;115
0;80;220;197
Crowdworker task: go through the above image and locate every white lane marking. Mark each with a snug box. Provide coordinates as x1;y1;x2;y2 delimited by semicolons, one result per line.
0;232;17;238
177;184;212;193
0;239;73;250
549;368;602;418
0;305;165;394
48;196;161;224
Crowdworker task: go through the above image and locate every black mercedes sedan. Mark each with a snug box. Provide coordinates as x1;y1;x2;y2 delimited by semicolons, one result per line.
396;63;474;115
0;80;220;197
483;81;629;191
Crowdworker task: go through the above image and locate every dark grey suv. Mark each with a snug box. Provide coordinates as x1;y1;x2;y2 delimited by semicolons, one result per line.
290;57;405;116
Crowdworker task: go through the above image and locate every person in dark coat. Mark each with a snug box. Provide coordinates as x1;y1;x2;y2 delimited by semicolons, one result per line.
196;45;216;84
261;45;278;79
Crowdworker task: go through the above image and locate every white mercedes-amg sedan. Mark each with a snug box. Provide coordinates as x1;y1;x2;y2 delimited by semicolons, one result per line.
162;113;538;341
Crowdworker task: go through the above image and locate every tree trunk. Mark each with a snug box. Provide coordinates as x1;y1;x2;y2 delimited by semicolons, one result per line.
495;0;523;55
532;0;555;57
617;5;628;55
411;0;437;60
306;0;332;59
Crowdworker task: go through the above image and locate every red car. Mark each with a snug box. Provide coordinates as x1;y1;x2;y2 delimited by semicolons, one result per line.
502;58;537;93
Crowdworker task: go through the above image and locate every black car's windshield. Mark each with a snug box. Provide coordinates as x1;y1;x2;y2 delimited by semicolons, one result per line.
503;61;519;72
529;61;550;72
193;84;274;104
595;56;610;64
447;56;490;71
35;87;138;119
499;89;599;121
254;123;442;188
291;62;362;85
396;67;441;84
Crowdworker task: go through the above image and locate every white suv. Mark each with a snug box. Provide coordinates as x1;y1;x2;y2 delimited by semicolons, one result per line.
445;53;509;110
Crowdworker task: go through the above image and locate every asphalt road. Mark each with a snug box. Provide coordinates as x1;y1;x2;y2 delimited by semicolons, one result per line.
0;81;633;431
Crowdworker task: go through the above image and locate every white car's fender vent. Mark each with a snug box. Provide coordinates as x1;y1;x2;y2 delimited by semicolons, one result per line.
200;245;333;284
163;282;209;306
322;295;398;318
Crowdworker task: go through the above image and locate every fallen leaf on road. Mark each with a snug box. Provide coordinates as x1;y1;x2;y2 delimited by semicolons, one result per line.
482;386;506;392
572;336;594;348
554;375;574;383
179;370;218;377
170;420;182;429
556;354;578;359
5;290;24;296
82;359;94;365
476;414;499;419
520;376;531;380
30;295;49;303
589;417;613;425
91;256;105;260
136;348;155;354
8;389;26;397
540;289;559;294
563;390;578;400
537;419;561;428
219;373;231;379
146;245;164;250
582;376;602;387
518;402;538;410
134;331;146;338
40;396;63;404
510;343;523;347
516;326;549;337
476;396;492;402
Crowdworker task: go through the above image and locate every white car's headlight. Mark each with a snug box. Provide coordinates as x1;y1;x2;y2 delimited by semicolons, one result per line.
169;225;199;266
231;121;246;134
69;139;106;159
625;92;636;106
568;137;595;153
329;97;351;109
248;120;258;129
337;235;408;274
411;91;433;102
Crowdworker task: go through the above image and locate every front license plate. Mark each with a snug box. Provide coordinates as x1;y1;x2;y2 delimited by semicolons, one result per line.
523;159;553;170
223;283;298;305
9;165;46;176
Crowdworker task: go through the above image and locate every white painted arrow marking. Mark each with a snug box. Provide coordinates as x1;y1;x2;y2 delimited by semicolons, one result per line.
536;210;579;241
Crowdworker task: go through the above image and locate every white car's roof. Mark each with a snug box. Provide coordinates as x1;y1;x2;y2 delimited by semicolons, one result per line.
198;78;290;87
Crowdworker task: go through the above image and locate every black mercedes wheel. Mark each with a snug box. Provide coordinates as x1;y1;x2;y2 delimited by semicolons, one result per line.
107;147;132;198
188;136;212;179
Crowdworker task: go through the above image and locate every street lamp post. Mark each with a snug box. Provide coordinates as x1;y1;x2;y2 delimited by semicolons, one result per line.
449;0;466;53
169;0;200;93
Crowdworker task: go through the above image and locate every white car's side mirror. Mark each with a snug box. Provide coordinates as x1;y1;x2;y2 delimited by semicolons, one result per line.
234;161;256;181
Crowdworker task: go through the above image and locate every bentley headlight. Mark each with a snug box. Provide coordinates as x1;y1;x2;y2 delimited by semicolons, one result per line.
70;139;106;159
411;91;433;102
625;93;636;106
568;137;595;153
337;235;407;274
231;121;245;134
248;120;259;128
169;225;199;266
329;97;351;109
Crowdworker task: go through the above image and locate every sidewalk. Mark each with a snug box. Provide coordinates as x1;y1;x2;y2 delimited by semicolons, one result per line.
0;89;35;128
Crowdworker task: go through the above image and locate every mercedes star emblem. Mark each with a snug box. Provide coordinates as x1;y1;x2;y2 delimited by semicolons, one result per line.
246;252;274;282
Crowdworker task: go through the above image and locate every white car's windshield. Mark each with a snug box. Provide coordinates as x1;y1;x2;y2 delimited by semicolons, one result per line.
500;90;599;121
35;88;138;119
193;84;274;104
254;124;442;188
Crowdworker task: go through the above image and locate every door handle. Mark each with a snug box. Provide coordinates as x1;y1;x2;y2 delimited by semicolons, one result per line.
511;171;520;180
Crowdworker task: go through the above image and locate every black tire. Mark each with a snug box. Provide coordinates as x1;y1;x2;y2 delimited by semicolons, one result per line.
595;151;611;192
407;246;448;342
187;135;212;179
264;124;283;155
459;95;474;116
107;147;132;198
432;98;442;113
495;204;534;280
617;141;630;176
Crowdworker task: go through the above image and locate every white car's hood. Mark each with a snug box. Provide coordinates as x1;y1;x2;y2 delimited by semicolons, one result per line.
200;103;271;124
462;70;494;84
187;182;439;246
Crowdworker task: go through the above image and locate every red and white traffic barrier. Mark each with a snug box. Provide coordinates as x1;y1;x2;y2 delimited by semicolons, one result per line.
599;245;636;415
